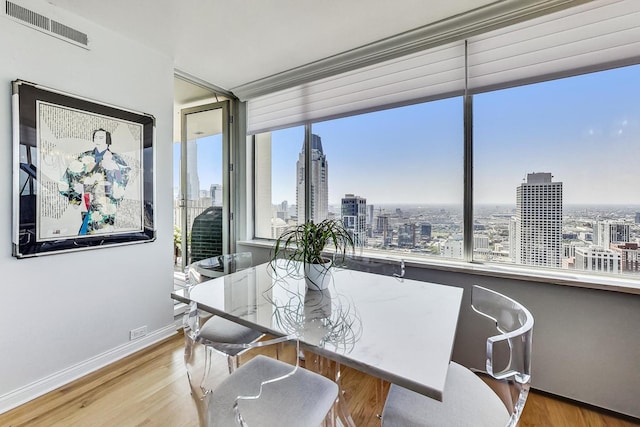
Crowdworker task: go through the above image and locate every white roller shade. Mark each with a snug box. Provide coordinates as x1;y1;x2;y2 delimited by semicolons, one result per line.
468;0;640;93
247;41;465;134
248;0;640;134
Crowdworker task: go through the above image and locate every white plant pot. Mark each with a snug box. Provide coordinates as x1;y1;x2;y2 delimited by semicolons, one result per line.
304;260;332;291
304;288;332;320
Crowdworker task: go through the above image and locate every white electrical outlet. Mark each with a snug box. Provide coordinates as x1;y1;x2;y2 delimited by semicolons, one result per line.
129;325;147;340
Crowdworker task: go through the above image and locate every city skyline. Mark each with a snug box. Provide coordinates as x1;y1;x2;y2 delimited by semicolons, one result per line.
269;63;639;206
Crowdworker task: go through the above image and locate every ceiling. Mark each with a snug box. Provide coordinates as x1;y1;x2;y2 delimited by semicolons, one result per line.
47;0;498;94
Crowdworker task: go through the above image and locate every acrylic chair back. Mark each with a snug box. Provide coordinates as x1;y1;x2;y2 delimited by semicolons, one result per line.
187;252;253;285
471;285;534;426
183;252;262;374
183;301;338;427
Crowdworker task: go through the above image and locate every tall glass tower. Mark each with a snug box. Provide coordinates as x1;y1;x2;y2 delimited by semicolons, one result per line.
296;134;328;223
341;193;367;247
514;172;563;267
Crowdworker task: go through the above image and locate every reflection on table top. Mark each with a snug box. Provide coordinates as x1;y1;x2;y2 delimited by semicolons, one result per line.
172;260;463;401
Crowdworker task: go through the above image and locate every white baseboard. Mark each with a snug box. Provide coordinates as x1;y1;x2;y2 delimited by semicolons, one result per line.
0;324;178;414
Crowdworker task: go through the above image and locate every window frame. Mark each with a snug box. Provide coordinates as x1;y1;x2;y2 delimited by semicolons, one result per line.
248;62;640;295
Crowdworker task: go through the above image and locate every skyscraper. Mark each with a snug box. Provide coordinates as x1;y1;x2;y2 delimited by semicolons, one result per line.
296;134;328;223
186;139;200;200
341;193;367;247
421;223;432;240
398;223;417;248
376;214;391;246
514;172;563;268
593;220;630;249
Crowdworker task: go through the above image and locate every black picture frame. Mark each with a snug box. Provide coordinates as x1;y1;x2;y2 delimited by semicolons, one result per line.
12;80;155;258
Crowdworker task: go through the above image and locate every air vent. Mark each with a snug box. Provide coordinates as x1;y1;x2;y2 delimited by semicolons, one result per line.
5;1;89;49
51;20;88;46
5;1;48;29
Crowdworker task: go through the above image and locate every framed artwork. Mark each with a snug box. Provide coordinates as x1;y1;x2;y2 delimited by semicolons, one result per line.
12;80;156;258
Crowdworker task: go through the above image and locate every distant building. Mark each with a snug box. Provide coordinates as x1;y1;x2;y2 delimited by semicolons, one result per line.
593;221;630;249
442;239;463;259
473;234;491;260
296;134;328;223
574;246;620;273
209;184;222;206
277;200;289;220
563;241;587;258
509;217;517;261
562;257;575;269
376;214;391;246
186;139;200;200
271;218;289;239
398;223;417;248
474;234;490;250
190;206;222;263
341;194;367;247
578;231;593;242
421;223;432;240
610;242;640;273
636;212;640;224
514;172;563;268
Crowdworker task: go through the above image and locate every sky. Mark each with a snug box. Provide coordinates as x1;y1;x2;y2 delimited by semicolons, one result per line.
267;63;640;206
173;135;223;193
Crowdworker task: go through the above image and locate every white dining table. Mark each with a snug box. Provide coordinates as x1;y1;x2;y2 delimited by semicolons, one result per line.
171;260;463;402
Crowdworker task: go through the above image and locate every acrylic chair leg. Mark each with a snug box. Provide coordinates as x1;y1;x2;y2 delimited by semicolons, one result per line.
184;340;209;427
300;350;355;427
322;404;337;427
333;362;356;427
375;377;388;420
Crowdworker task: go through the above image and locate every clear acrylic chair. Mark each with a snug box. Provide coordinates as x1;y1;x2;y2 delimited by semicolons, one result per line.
340;255;405;279
184;301;339;427
185;252;264;373
382;285;534;427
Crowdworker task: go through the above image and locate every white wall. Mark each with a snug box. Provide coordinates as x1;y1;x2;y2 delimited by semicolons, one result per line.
240;244;640;419
0;0;175;411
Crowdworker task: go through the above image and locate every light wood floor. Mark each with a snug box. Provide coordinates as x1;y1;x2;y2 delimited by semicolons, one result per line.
1;333;637;427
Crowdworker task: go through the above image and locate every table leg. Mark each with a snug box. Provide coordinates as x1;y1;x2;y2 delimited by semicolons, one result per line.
302;350;356;427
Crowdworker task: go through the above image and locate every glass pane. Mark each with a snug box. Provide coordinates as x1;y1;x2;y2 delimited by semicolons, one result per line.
173;140;181;267
181;107;224;265
254;126;305;239
474;64;640;276
311;98;464;259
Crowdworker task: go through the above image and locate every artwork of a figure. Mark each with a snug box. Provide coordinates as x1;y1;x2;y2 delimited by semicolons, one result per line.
59;128;131;235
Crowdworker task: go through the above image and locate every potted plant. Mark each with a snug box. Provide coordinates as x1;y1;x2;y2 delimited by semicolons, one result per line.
271;219;355;291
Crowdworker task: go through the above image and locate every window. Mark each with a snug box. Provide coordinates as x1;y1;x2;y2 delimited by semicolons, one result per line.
249;0;640;282
473;64;640;276
254;126;305;239
253;99;464;259
310;99;463;258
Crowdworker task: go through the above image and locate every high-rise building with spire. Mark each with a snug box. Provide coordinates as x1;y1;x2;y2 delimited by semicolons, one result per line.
296;134;328;223
514;172;563;268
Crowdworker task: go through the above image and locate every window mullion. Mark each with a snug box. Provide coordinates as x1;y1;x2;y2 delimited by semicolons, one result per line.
304;124;312;223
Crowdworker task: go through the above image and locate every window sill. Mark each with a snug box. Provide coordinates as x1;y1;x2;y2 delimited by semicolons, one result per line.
237;239;640;295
